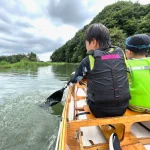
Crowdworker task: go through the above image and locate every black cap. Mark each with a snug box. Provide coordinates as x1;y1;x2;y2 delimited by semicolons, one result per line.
125;34;150;52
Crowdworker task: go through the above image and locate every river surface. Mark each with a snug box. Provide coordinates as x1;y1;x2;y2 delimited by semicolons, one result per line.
0;64;77;150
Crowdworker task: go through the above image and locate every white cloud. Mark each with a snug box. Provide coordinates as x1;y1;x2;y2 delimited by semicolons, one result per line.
32;18;57;40
128;0;150;4
21;0;40;13
37;52;53;62
56;25;78;42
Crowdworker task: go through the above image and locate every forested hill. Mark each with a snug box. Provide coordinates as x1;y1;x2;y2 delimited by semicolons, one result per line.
51;1;150;63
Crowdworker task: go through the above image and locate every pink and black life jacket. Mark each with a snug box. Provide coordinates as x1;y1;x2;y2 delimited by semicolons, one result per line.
86;47;131;103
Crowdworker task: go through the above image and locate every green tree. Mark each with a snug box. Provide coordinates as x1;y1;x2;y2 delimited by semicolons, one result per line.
50;1;150;62
27;52;38;61
110;28;126;50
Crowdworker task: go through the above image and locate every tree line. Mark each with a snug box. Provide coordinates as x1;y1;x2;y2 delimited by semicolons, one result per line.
0;52;39;64
51;1;150;63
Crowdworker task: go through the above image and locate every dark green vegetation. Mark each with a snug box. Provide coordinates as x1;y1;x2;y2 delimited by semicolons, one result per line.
0;52;67;69
0;60;55;69
51;1;150;63
0;52;39;63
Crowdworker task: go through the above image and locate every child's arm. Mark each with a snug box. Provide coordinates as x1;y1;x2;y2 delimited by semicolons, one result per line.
68;57;90;84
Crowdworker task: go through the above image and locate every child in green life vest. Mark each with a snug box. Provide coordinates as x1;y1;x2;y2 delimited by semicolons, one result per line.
125;34;150;113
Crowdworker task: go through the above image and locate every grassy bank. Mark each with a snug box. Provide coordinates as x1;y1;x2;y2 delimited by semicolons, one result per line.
0;60;67;69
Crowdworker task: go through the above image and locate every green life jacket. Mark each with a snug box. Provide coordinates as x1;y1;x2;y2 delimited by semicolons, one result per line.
127;57;150;113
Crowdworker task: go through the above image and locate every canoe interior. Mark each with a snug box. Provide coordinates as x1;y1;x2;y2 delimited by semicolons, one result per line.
56;82;150;150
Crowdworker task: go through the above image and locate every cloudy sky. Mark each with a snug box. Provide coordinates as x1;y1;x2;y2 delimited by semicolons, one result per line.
0;0;149;61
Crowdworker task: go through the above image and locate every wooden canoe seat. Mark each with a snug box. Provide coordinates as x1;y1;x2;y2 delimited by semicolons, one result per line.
84;105;148;140
83;105;125;141
82;105;149;142
74;104;150;149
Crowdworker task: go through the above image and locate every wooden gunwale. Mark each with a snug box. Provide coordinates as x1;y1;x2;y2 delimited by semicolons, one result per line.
58;86;72;150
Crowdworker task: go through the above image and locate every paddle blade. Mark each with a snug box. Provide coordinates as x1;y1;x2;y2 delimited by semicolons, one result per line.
47;88;64;104
41;87;64;107
39;89;65;108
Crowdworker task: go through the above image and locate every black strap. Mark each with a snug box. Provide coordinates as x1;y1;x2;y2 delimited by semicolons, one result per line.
111;68;120;97
76;112;90;117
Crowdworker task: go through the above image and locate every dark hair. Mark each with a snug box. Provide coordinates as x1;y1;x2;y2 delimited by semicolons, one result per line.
85;23;112;49
125;34;150;55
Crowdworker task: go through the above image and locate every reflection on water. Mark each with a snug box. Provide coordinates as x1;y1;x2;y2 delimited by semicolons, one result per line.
51;63;78;81
0;64;78;150
50;102;64;116
0;67;38;75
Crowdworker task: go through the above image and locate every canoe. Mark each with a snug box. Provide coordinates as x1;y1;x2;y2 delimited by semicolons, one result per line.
55;81;150;150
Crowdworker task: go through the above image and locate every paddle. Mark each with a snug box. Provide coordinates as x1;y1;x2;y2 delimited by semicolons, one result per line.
39;73;85;108
46;85;67;106
39;84;68;108
41;73;76;107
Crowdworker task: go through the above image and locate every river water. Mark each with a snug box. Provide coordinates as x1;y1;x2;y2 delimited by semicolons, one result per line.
0;64;77;150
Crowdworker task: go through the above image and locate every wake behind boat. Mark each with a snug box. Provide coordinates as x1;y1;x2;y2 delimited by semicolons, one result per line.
55;80;150;150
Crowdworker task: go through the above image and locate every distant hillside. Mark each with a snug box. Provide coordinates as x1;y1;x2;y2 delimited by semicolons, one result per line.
51;1;150;63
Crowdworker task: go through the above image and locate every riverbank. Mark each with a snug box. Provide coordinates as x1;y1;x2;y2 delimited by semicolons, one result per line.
0;60;67;69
